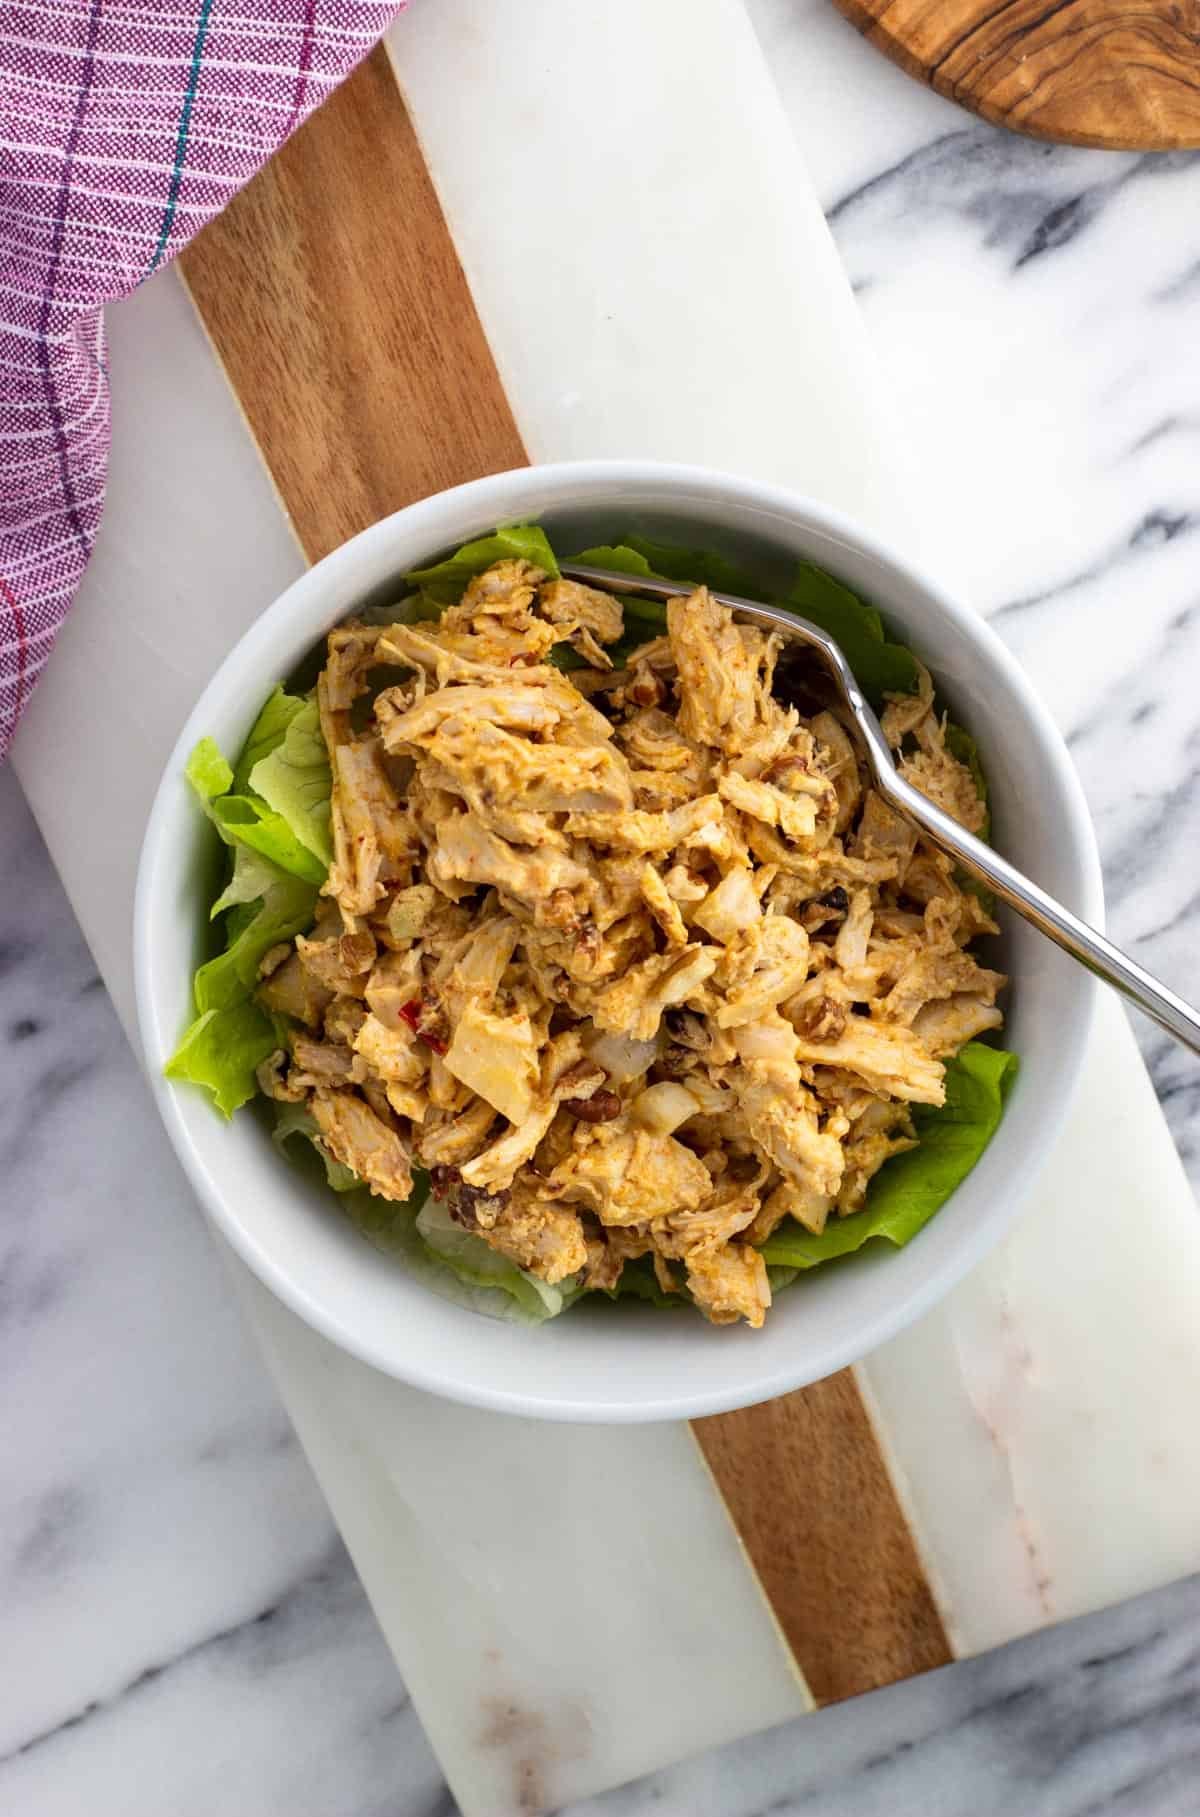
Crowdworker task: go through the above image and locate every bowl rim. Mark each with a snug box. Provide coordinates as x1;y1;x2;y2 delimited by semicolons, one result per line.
134;458;1103;1421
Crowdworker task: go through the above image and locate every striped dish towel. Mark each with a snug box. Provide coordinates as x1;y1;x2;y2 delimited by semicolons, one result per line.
0;0;404;755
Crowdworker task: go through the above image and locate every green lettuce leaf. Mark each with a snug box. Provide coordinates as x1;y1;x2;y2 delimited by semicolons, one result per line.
335;1184;577;1325
268;1115;580;1324
612;596;668;655
186;736;234;804
193;868;318;1015
184;712;328;887
547;645;590;672
617;533;767;600
210;793;326;884
169;704;324;1115
361;594;443;628
247;697;332;869
416;1198;581;1321
406;525;561;604
759;1044;1018;1271
210;844;286;920
573;537;917;707
779;560;918;705
164;999;279;1118
268;1083;697;1321
232;684;307;793
602;1256;687;1308
338;1169;429;1239
569;543;654;579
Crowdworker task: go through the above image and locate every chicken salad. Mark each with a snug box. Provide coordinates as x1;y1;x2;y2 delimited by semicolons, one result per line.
167;526;1015;1328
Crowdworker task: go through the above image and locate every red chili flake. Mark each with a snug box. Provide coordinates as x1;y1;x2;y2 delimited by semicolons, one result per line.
399;996;448;1055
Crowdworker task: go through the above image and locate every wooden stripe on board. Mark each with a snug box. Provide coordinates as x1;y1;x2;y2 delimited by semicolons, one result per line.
693;1380;950;1704
179;42;952;1704
179;47;526;560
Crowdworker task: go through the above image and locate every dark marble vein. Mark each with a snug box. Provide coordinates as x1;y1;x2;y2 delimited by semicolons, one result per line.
557;1574;1200;1816
1153;257;1200;305
1014;191;1100;270
993;509;1198;620
829;131;1199;282
1127;416;1200;457
0;1540;377;1773
11;1484;89;1580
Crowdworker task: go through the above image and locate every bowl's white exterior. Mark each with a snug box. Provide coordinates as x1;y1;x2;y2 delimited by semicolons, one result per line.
135;462;1100;1422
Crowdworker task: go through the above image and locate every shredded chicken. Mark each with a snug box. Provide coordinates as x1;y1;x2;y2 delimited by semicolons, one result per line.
258;558;1005;1328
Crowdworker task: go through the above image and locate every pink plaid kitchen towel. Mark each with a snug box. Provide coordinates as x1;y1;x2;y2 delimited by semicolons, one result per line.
0;0;405;755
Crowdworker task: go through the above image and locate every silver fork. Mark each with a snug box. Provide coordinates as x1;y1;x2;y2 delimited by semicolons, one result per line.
561;559;1200;1057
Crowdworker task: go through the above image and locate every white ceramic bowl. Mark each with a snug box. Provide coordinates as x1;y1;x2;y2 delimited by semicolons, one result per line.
135;461;1100;1422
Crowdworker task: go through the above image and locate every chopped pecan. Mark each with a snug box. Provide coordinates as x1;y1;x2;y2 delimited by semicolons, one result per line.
544;888;579;931
762;753;809;788
447;1181;510;1229
793;996;847;1042
429;1164;462;1202
554;1059;607;1101
563;1089;622;1123
574;917;601;959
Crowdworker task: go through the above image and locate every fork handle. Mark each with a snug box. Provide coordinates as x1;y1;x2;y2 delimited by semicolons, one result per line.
885;772;1200;1057
561;558;1200;1057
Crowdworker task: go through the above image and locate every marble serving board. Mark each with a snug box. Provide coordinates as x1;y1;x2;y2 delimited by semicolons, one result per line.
11;2;1200;1811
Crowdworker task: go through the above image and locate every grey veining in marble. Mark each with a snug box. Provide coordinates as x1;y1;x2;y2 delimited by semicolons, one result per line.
4;787;1198;1817
559;1571;1200;1817
0;769;444;1816
5;8;1200;1814
776;9;1200;1191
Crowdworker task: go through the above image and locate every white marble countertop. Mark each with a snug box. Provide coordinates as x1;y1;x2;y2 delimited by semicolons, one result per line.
4;4;1200;1812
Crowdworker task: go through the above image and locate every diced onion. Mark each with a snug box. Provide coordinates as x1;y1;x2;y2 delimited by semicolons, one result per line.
692;867;761;943
584;1029;661;1083
632;1080;700;1136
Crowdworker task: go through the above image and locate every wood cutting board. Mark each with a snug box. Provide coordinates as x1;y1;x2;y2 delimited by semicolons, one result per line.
832;0;1200;150
179;44;951;1709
